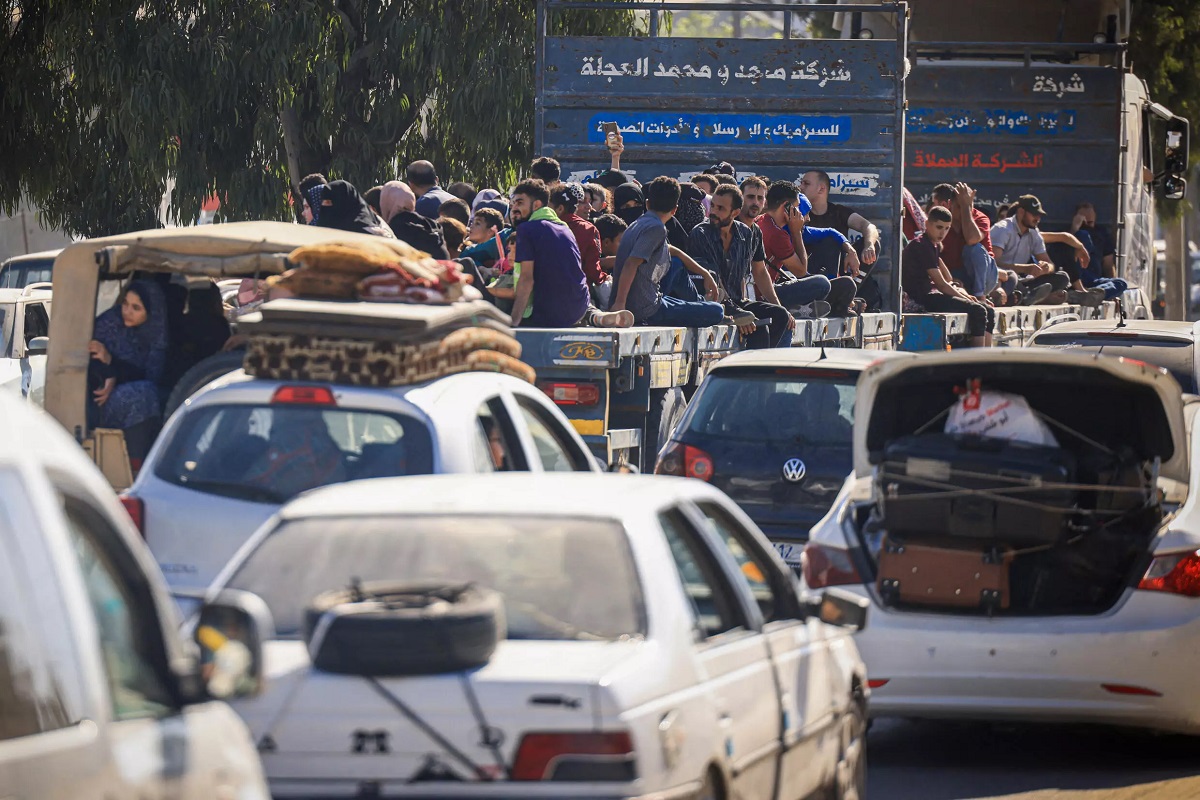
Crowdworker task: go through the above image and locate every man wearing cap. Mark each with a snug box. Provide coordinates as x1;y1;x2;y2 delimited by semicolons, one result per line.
991;194;1087;304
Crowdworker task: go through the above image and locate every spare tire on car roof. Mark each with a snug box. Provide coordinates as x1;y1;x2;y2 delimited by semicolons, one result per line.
303;582;505;676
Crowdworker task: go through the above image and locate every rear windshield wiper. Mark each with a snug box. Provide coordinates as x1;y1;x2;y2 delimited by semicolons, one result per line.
177;478;286;504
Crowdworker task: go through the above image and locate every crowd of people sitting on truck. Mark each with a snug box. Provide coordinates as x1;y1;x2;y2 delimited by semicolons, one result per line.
83;141;1123;464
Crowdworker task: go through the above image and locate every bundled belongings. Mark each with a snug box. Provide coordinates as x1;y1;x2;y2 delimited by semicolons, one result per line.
240;298;535;388
267;239;473;304
876;536;1013;614
878;433;1077;546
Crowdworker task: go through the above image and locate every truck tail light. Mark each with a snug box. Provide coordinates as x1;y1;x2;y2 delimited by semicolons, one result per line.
803;542;863;589
538;382;601;406
271;386;336;406
655;442;713;482
120;494;145;537
511;731;635;781
1138;549;1200;597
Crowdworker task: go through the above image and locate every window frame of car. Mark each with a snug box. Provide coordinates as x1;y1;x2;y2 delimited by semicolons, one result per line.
656;504;764;646
49;470;189;720
0;468;82;742
18;300;50;357
510;392;593;473
473;397;530;472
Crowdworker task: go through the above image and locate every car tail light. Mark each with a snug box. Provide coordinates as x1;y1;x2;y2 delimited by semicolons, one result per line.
1137;549;1200;597
539;381;601;406
271;385;336;405
655;442;714;482
803;542;863;589
511;731;635;781
119;494;145;536
867;679;889;689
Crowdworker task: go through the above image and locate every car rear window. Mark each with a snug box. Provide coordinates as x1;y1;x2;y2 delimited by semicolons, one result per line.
155;404;433;503
227;515;645;641
1030;334;1196;393
687;369;857;446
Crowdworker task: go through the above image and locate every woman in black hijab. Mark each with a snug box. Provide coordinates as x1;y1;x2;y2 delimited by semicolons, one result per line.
314;180;390;236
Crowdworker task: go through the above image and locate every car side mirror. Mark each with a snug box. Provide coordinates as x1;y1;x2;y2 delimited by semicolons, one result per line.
193;589;274;700
25;336;48;356
809;588;869;631
1162;118;1189;201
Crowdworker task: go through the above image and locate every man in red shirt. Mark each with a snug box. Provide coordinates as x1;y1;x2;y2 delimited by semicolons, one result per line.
754;181;845;315
930;182;1012;304
550;182;606;287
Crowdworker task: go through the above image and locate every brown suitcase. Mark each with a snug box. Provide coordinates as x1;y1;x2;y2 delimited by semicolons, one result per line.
877;536;1012;613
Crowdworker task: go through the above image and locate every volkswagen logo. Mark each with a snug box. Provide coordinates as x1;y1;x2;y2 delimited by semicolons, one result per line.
781;458;807;483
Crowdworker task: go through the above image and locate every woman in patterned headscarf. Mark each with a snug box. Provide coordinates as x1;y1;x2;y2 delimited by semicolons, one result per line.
88;280;170;463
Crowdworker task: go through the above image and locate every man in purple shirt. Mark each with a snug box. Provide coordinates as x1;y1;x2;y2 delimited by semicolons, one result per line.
508;179;632;329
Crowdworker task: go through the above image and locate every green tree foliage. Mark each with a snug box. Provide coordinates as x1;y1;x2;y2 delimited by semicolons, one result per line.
1128;0;1200;212
1;0;635;236
1129;0;1200;129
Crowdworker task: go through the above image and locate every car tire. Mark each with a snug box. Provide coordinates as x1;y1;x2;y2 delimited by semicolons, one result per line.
303;582;505;676
644;386;687;472
820;693;867;800
163;349;246;420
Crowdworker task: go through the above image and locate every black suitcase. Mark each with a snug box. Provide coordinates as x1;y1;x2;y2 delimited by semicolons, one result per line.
877;433;1077;545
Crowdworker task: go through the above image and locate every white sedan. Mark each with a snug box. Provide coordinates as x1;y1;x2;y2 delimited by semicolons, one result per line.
128;370;601;594
201;473;871;799
803;348;1200;734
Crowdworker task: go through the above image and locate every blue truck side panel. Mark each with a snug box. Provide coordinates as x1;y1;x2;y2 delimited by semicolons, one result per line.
535;3;908;314
906;62;1123;229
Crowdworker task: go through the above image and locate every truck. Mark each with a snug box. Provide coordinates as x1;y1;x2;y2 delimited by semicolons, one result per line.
835;0;1189;318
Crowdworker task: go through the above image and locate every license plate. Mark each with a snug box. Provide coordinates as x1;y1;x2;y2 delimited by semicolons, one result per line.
773;541;803;567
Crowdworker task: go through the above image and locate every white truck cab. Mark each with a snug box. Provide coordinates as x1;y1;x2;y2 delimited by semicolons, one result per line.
0;392;269;799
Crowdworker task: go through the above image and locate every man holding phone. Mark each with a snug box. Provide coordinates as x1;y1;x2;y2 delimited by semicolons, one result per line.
755;181;844;316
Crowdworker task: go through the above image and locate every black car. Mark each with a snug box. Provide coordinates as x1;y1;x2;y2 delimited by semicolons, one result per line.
656;348;916;568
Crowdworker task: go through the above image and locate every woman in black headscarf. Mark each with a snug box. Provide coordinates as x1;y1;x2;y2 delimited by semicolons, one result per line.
314;180;391;236
613;183;645;227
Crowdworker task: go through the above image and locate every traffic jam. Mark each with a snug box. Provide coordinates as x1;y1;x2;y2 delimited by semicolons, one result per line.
5;2;1200;800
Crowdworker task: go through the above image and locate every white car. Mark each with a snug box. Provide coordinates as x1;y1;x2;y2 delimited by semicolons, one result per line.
0;284;51;404
803;348;1200;734
203;473;871;800
127;369;602;594
1028;318;1200;393
0;391;269;798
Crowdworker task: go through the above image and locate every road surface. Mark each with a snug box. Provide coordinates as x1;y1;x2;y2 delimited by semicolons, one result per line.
868;719;1200;799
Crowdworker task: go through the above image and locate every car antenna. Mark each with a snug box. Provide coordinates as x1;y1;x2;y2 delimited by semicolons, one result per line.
818;342;828;360
1115;297;1127;329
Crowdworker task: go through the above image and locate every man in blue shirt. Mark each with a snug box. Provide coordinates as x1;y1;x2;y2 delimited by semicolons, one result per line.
407;160;457;220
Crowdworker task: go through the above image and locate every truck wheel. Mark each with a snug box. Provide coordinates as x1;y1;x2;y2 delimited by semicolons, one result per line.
163;350;246;420
303;582;504;676
643;386;687;472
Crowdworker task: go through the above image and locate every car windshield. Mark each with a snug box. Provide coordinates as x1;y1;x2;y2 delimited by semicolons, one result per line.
154;403;434;503
0;258;53;289
226;514;645;641
687;368;857;447
1031;333;1196;393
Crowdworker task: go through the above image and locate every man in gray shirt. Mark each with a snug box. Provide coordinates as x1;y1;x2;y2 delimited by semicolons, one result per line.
609;176;723;326
991;194;1088;303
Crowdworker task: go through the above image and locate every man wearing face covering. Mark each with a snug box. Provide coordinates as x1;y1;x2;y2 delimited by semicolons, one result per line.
381;181;451;260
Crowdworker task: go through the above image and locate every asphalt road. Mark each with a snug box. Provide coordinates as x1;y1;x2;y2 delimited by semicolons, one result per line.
867;719;1200;799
